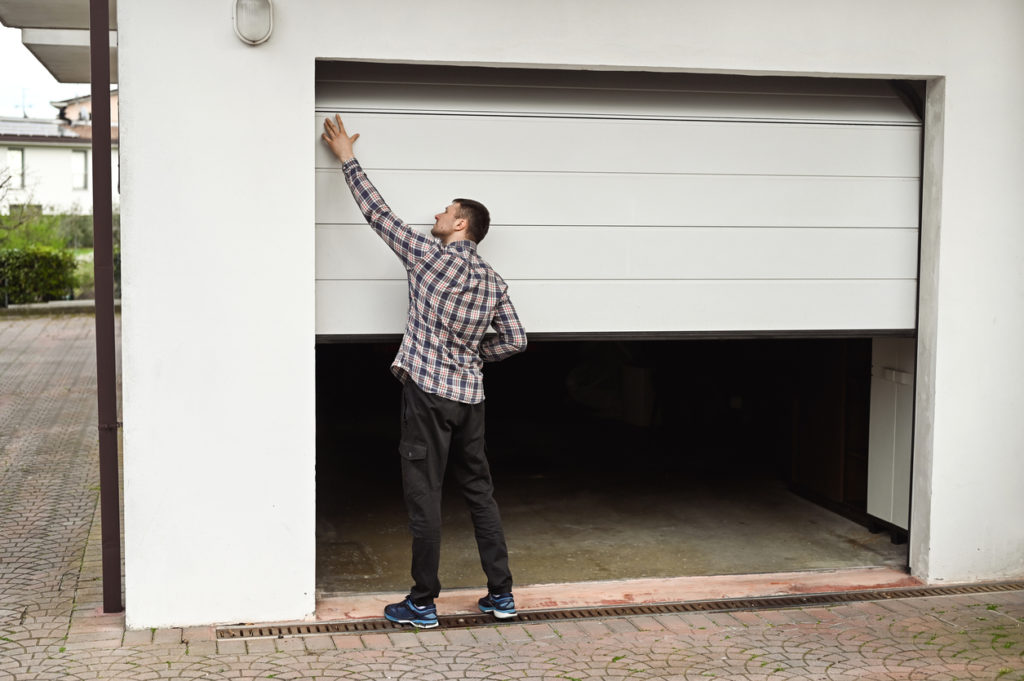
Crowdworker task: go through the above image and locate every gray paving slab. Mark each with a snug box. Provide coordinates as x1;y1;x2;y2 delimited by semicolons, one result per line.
1;314;1023;680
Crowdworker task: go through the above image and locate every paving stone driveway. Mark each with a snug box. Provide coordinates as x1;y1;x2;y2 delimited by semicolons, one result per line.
1;314;1023;680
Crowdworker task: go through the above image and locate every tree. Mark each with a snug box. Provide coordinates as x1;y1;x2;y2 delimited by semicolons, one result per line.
0;171;46;247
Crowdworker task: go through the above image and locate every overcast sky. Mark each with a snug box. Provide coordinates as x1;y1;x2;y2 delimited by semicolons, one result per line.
0;23;92;119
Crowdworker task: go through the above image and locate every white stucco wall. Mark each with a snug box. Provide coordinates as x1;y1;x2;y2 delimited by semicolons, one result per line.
118;0;1024;627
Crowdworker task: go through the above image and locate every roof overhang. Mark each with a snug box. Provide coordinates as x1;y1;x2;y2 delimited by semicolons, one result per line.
0;0;117;84
0;0;115;29
21;28;117;84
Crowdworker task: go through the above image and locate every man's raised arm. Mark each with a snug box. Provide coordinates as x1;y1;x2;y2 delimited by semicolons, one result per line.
321;115;432;269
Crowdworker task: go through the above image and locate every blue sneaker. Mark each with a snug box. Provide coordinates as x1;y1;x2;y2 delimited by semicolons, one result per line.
384;597;439;629
478;592;517;619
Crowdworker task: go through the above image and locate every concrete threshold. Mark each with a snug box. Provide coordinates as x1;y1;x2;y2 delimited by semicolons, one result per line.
315;566;919;621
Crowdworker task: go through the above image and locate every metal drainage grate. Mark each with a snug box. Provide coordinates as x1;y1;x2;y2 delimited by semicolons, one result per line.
216;580;1024;639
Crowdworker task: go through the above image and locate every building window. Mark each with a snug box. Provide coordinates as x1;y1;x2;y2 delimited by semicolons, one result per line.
5;148;25;189
72;150;88;190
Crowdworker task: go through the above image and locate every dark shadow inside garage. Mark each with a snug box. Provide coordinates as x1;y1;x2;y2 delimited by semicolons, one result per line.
315;337;908;596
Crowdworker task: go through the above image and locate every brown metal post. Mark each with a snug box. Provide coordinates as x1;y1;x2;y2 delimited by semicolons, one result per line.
90;0;123;614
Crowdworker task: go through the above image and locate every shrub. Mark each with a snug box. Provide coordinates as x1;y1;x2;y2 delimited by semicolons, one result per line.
58;214;95;249
113;244;121;298
68;249;120;300
0;213;65;249
0;246;78;305
74;254;95;300
0;210;118;250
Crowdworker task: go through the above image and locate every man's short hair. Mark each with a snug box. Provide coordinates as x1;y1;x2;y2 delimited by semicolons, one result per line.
454;198;490;243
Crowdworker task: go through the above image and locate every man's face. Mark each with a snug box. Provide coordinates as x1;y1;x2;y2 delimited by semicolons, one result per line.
432;203;463;241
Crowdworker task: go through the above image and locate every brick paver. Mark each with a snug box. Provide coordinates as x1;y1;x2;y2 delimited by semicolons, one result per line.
1;314;1023;679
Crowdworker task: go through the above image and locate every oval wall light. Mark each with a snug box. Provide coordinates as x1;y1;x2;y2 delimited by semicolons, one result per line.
233;0;274;46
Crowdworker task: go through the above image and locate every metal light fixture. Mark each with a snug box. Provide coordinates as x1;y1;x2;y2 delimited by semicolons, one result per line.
233;0;273;46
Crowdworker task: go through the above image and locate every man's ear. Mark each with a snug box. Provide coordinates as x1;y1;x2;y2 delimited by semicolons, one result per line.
454;217;469;233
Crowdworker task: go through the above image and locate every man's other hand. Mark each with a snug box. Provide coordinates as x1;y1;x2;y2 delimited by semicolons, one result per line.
322;115;360;162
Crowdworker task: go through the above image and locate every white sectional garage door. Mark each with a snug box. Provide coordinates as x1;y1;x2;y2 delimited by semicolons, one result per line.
315;63;921;337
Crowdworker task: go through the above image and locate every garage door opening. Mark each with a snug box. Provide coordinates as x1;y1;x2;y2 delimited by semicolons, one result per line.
313;62;921;597
315;337;910;597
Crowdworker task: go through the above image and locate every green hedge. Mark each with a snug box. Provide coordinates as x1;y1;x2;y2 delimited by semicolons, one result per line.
0;246;77;305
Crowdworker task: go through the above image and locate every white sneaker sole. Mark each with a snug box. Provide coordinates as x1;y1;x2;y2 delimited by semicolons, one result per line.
385;615;439;629
482;607;517;619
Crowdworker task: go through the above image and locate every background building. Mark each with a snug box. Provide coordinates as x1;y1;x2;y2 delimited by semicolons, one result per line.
0;93;118;214
51;89;119;140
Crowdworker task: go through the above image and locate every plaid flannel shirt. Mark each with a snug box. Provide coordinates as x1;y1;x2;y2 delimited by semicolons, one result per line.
342;158;527;404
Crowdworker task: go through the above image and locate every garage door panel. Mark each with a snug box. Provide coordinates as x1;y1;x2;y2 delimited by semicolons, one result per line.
316;82;919;125
313;113;922;178
316;279;918;335
315;65;921;335
317;225;919;281
316;169;919;228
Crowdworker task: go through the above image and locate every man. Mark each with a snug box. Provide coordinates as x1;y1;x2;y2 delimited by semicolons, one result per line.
321;115;527;629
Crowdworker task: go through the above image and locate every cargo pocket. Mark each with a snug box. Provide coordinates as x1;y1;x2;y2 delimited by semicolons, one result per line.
399;440;428;461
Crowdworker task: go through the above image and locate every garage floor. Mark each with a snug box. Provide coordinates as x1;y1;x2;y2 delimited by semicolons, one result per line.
316;467;907;596
316;339;908;597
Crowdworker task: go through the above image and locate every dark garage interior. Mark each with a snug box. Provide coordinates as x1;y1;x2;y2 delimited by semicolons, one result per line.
315;337;908;596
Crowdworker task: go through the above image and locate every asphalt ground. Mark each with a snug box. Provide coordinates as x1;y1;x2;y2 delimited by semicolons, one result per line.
1;314;1022;680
